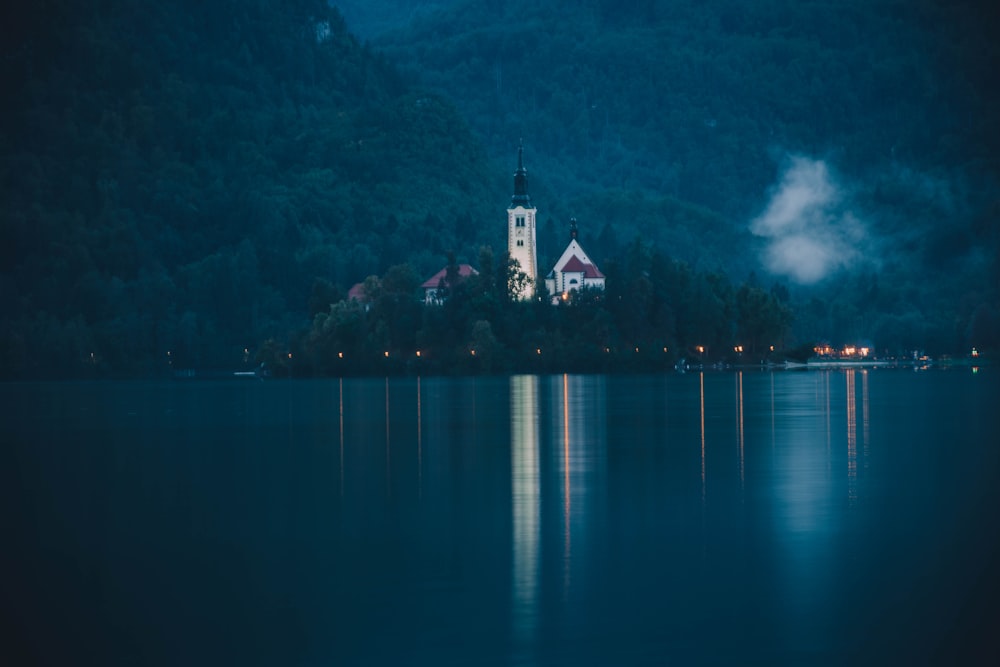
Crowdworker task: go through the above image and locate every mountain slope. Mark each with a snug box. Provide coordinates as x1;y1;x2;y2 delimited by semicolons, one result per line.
0;0;499;376
373;0;998;270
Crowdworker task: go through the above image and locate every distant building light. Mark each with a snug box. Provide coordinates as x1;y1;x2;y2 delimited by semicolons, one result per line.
338;352;344;359
384;351;389;358
415;350;422;357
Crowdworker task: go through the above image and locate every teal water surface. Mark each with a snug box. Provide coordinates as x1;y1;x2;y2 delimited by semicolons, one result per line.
4;369;999;665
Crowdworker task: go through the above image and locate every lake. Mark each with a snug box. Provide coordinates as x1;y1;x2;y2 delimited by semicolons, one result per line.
4;369;999;665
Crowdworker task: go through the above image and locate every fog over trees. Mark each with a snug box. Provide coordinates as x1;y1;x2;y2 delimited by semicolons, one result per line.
2;0;997;377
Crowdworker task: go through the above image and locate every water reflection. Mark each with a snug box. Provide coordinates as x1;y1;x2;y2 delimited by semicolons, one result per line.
549;374;606;603
510;375;540;645
338;377;344;497
7;372;998;665
562;373;571;593
416;376;422;499
862;370;870;469
847;369;857;504
509;374;606;654
700;372;706;503
737;371;745;494
385;378;391;496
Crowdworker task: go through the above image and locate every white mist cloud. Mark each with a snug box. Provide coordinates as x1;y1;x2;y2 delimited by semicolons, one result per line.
750;156;866;284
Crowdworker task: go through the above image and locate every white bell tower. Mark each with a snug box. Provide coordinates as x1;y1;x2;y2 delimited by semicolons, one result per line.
507;141;537;300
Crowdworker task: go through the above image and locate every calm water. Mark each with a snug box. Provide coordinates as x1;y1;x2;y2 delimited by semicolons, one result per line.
4;369;1000;665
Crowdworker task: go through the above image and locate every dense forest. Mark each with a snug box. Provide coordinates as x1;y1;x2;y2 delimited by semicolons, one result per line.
1;0;500;377
1;0;997;378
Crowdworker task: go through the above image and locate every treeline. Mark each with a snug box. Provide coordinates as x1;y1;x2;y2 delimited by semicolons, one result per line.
274;243;790;377
282;238;995;378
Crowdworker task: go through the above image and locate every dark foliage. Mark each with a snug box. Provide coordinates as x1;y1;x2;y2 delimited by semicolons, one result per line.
1;0;500;377
2;0;997;378
294;246;795;377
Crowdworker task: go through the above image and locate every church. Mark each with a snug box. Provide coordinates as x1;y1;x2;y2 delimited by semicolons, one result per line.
507;144;605;302
543;218;605;302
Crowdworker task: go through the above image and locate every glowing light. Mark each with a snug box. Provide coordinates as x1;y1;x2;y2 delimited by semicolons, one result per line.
860;347;870;357
696;345;705;354
384;351;389;358
561;292;568;301
471;349;476;356
972;347;979;358
769;345;775;352
536;348;541;355
635;347;639;353
734;345;743;353
287;352;292;359
663;347;668;353
415;350;421;357
338;351;344;359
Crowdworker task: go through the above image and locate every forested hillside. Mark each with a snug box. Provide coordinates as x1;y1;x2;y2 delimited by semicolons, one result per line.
362;0;1000;353
1;0;500;377
2;0;997;378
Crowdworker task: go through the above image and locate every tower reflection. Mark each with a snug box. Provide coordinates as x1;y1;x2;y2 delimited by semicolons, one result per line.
510;375;540;644
509;373;605;650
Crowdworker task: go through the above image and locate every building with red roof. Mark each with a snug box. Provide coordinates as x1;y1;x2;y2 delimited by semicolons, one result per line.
421;264;478;305
544;219;606;303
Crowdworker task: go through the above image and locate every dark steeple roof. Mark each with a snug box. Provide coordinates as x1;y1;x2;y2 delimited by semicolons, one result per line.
510;140;531;207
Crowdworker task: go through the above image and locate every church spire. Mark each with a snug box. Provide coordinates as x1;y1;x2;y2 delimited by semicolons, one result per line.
511;139;531;207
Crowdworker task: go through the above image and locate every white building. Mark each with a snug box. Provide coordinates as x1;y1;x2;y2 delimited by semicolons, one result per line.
544;219;605;303
507;141;537;300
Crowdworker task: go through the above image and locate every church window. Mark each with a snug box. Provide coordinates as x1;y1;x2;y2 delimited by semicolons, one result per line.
516;216;525;227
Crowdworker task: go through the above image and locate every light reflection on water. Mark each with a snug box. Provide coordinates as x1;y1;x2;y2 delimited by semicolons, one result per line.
4;368;999;665
510;374;540;648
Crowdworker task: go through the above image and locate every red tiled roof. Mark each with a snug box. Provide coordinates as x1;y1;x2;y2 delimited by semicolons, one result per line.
561;254;605;279
421;264;478;288
347;282;368;301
